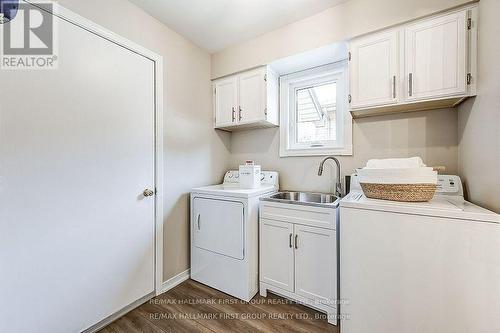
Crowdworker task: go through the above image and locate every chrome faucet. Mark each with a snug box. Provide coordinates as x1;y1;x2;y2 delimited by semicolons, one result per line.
318;156;343;197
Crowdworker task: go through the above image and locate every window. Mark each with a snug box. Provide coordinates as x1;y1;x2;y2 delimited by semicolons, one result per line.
279;62;352;157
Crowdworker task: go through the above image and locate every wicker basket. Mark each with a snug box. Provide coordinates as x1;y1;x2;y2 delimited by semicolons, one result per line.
360;183;437;202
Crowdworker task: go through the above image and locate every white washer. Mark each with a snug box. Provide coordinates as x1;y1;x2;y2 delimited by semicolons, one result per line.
190;170;279;301
340;175;500;333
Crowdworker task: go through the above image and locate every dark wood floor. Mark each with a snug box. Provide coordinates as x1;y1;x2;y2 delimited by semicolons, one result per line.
99;279;339;333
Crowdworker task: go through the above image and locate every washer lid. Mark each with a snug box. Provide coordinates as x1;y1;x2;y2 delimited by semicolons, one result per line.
340;193;500;224
192;183;277;198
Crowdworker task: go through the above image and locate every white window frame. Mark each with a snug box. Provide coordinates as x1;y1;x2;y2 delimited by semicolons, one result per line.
279;61;352;157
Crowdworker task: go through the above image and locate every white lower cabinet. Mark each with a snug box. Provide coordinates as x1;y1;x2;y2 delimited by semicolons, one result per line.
260;219;294;292
294;224;337;306
259;202;338;325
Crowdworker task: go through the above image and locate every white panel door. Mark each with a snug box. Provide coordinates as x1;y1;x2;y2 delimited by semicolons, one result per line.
260;219;294;292
294;225;336;306
350;29;399;108
405;11;467;101
239;67;266;124
214;76;238;127
193;198;244;260
0;4;156;333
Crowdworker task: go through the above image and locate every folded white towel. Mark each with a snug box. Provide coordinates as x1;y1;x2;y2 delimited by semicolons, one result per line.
357;168;437;184
366;157;426;169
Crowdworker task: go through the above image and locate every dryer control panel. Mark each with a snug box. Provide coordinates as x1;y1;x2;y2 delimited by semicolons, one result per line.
223;170;279;187
436;175;463;196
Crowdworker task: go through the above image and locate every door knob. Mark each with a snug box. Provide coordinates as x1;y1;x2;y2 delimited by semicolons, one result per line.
143;189;155;197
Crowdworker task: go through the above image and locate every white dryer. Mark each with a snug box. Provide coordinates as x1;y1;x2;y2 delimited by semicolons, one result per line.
340;175;500;333
190;170;279;301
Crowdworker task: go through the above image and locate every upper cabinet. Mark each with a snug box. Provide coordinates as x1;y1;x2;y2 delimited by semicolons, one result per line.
349;5;477;118
213;66;279;131
214;76;238;127
405;11;467;101
349;29;400;109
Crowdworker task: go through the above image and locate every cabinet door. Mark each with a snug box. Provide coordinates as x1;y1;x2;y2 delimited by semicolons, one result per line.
238;68;266;124
405;11;467;101
214;76;238;127
260;219;294;292
294;225;336;306
350;29;399;109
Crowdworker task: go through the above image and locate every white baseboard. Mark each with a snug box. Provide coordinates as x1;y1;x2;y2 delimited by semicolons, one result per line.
83;292;155;333
160;269;190;294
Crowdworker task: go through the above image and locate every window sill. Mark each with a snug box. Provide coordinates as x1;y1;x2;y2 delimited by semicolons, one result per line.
279;146;353;157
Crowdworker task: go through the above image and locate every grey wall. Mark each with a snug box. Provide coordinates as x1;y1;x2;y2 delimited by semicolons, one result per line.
458;0;500;213
56;0;498;286
211;0;472;78
229;109;458;194
213;0;465;197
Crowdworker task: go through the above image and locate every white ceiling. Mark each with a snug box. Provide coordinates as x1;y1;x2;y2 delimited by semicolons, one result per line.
129;0;349;53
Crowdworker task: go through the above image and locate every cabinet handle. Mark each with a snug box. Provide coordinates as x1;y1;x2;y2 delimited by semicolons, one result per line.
408;73;413;97
392;75;396;99
289;233;293;248
239;106;242;121
294;234;298;249
232;107;235;122
197;214;201;230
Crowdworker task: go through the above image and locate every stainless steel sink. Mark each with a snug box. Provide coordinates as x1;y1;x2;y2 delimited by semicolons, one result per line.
262;191;339;208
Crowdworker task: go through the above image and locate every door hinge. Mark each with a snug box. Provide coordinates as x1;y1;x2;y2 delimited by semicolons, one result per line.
467;18;472;30
348;94;352;103
467;73;472;85
264;73;267;82
348;51;351;61
264;107;268;116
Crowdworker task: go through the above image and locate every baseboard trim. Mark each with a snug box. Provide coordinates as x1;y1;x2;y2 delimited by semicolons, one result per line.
82;270;190;332
161;269;190;294
82;292;154;333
